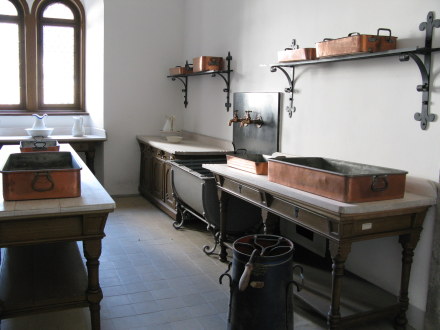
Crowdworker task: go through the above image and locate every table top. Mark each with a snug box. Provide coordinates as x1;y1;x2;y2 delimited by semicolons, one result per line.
204;164;437;215
0;144;115;219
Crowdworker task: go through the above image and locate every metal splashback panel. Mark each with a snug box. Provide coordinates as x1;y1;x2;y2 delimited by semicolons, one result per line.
233;92;281;155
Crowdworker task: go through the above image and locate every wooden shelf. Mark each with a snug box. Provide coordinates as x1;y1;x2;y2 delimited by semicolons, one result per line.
0;242;88;318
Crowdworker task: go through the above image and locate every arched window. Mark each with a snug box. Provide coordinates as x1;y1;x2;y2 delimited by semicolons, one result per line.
0;0;85;114
0;0;27;109
33;0;85;111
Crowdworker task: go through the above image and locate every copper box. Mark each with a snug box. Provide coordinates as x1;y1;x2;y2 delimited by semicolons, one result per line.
193;56;223;72
169;66;193;76
1;152;82;201
226;154;268;175
278;48;316;62
316;29;397;58
20;140;60;152
268;157;407;203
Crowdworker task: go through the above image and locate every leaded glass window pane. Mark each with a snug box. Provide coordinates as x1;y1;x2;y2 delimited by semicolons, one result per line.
0;22;20;104
42;25;74;104
43;3;73;19
0;0;18;16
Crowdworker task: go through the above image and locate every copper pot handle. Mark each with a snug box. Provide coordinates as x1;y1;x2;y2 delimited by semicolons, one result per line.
371;175;388;192
32;172;55;192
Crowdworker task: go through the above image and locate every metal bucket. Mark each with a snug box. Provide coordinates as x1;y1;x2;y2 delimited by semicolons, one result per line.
220;234;303;330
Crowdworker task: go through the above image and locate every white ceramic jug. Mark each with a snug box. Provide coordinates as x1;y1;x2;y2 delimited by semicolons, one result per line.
162;115;175;132
32;113;48;129
72;116;85;137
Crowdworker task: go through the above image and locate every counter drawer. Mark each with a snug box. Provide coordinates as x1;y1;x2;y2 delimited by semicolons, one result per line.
221;179;263;204
270;196;331;236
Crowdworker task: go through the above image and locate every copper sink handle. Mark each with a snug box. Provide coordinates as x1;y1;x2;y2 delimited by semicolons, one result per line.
32;172;55;192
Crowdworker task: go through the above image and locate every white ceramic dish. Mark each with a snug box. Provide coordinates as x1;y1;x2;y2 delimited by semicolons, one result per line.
25;128;54;137
166;135;183;143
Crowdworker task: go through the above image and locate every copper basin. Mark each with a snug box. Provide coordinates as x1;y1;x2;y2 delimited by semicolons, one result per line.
268;157;407;203
1;152;82;201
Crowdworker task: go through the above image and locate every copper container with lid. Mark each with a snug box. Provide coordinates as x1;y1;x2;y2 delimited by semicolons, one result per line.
316;28;397;58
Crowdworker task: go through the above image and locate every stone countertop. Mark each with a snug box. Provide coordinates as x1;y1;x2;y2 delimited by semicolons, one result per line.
0;144;115;218
203;163;437;215
0;127;107;143
137;132;234;155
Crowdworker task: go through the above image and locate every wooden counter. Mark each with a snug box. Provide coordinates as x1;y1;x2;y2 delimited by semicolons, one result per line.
137;134;233;219
0;144;115;330
204;163;436;329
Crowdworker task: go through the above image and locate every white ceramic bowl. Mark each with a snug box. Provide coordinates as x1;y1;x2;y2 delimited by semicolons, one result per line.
166;135;183;143
25;128;54;138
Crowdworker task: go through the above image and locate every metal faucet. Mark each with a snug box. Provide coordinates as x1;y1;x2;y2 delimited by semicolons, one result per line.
228;110;241;126
240;111;264;128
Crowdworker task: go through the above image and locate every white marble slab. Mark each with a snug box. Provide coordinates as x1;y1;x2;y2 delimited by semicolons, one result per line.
203;164;437;215
137;132;233;155
0;127;106;142
0;144;115;218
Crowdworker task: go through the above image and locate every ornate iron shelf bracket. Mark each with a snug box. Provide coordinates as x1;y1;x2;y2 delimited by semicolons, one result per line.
171;76;188;108
211;52;233;111
400;11;440;130
168;52;233;111
270;65;296;117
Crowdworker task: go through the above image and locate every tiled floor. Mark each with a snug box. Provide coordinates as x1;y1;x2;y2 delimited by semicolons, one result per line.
2;196;400;330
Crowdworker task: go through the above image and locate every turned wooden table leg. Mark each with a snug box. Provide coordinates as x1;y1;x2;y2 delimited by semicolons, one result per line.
83;239;103;330
395;229;422;329
328;241;352;330
219;190;230;262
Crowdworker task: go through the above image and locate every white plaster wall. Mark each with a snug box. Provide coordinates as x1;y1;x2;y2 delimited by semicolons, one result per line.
181;0;440;323
103;0;185;195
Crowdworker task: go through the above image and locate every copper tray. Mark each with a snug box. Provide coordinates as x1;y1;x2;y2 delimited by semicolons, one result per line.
226;154;268;175
1;152;82;201
268;157;407;203
278;48;316;62
20;140;60;152
193;56;223;72
316;29;397;58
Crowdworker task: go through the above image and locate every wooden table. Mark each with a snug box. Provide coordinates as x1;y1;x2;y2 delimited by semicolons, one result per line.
204;164;436;330
0;144;115;330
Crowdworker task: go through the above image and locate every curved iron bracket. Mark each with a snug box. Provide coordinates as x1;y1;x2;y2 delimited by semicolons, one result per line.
270;65;296;118
211;52;233;111
171;76;188;108
412;11;439;130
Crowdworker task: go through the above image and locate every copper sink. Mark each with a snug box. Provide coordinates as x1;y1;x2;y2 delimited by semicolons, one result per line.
268;157;407;203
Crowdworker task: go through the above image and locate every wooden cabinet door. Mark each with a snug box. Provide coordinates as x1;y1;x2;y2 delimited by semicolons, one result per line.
151;155;165;200
139;145;153;194
164;162;176;209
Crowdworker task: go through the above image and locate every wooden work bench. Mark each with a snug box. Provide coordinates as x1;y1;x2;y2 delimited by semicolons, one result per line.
204;163;436;329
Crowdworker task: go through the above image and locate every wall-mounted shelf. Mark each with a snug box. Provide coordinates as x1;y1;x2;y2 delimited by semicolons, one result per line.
270;11;440;130
167;52;233;111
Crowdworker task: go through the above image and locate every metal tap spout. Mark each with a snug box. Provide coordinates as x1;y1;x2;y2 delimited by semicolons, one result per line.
240;111;264;128
228;110;241;126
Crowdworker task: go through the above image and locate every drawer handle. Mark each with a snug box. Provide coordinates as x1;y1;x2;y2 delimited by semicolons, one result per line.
238;184;242;193
32;172;55;192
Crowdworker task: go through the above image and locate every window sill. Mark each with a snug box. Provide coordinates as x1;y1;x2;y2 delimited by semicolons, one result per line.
0;110;89;116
